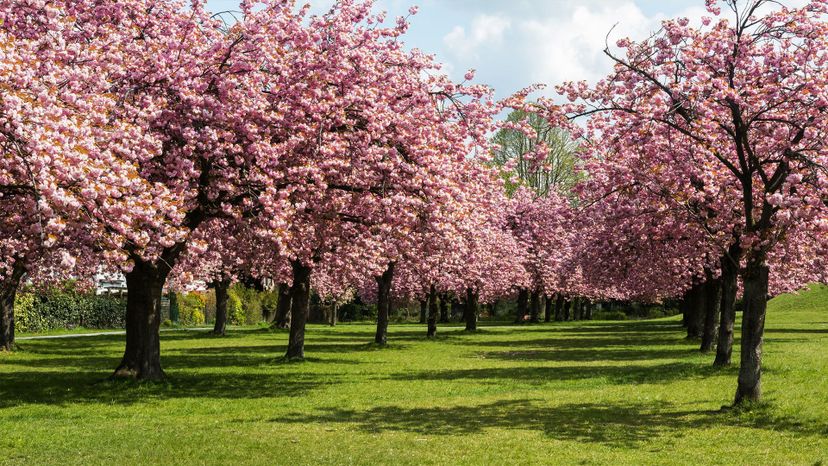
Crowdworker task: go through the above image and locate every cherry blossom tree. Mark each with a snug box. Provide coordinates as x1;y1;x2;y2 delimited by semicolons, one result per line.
556;0;828;404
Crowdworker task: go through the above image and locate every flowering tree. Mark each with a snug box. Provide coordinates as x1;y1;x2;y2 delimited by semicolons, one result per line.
557;0;828;404
0;1;152;350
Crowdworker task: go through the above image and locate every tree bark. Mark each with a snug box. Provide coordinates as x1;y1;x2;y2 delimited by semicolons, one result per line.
272;282;292;329
0;265;25;352
685;282;706;339
700;273;722;353
680;289;690;328
330;303;337;327
113;258;170;381
734;260;769;405
554;294;564;321
563;298;571;321
529;291;541;323
572;297;582;321
544;295;553;322
584;300;594;320
374;262;395;345
212;279;231;336
419;299;427;324
515;288;529;323
464;287;478;331
715;247;741;367
285;261;312;360
427;285;438;338
439;294;449;323
453;299;465;323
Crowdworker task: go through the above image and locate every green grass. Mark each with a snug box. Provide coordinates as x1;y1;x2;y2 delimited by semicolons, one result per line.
1;285;827;465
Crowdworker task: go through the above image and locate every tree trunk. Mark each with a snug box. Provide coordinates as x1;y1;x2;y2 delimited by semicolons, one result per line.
584;300;594;320
453;299;465;323
113;258;169;381
572;297;581;321
330;303;337;327
273;282;292;329
515;288;528;323
734;260;769;405
686;282;706;339
544;295;553;323
0;265;25;352
529;291;541;323
439;294;449;323
563;299;571;321
212;279;231;336
700;273;722;353
715;248;740;367
419;299;427;324
464;287;478;331
374;262;395;345
427;285;438;338
169;291;180;324
680;288;692;328
554;294;564;321
285;261;312;360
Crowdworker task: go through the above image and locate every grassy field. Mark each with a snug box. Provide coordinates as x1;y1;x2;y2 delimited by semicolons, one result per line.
1;285;826;465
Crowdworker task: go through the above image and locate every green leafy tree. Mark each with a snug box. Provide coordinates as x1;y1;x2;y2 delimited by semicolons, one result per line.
492;110;579;197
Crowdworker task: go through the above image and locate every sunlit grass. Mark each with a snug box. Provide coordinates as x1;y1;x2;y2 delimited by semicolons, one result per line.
1;286;826;465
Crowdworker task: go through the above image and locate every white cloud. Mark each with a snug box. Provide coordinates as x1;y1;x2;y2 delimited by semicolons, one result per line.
519;2;655;85
444;14;512;59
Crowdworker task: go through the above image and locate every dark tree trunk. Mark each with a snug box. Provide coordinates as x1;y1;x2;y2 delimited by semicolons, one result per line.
715;248;741;367
515;288;529;323
563;299;571;321
169;291;180;324
439;294;449;323
584;300;594;320
686;282;706;339
464;287;478;331
0;265;25;352
680;288;692;328
330;303;337;327
554;295;564;321
374;262;395;345
419;299;427;324
734;260;769;405
572;297;581;321
285;261;312;360
700;273;722;353
529;291;541;323
212;279;231;336
544;295;553;322
113;258;170;381
273;282;292;329
427;285;438;338
453;299;465;322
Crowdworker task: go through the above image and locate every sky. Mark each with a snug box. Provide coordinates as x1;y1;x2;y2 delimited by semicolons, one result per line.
204;0;804;99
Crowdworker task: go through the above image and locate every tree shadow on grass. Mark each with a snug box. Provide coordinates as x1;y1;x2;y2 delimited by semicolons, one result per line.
764;328;828;335
264;398;828;447
0;366;336;409
479;346;700;363
387;361;739;386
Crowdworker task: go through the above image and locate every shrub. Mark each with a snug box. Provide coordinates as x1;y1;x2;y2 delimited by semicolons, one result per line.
229;283;267;325
227;291;244;325
14;284;126;333
178;292;206;326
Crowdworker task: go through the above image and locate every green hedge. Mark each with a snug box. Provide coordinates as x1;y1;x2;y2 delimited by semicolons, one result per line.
15;285;126;333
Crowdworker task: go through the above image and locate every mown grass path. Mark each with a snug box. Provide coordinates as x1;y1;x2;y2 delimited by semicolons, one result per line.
1;285;826;465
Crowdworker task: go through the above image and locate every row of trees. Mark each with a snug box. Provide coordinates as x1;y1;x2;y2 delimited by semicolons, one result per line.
2;0;827;407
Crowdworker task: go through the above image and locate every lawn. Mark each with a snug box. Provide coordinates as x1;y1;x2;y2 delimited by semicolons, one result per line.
1;285;827;465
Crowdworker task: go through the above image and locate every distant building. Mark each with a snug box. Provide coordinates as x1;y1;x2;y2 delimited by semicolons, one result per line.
95;272;127;295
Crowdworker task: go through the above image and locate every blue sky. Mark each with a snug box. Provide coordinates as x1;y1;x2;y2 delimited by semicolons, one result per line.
205;1;804;98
